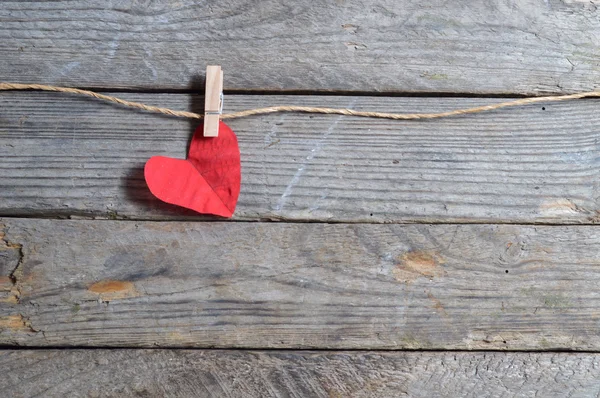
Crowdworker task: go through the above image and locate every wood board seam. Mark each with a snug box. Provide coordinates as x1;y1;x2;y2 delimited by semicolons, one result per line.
2;214;600;226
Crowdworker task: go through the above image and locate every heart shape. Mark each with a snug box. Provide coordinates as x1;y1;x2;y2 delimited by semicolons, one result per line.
144;121;241;218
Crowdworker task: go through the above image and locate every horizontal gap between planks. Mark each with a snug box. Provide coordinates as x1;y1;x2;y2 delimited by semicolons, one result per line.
0;213;599;227
0;346;598;354
0;86;567;99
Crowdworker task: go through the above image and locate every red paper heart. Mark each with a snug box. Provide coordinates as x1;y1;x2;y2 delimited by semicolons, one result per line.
144;121;241;217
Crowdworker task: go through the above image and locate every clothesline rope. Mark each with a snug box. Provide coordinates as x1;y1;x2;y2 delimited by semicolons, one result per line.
2;82;600;121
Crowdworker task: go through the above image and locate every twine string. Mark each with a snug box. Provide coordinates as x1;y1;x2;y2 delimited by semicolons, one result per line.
2;82;600;121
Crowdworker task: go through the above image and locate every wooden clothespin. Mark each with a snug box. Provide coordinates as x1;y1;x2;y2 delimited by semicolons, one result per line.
203;65;224;137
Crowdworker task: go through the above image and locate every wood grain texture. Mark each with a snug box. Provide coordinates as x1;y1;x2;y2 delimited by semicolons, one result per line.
2;91;600;223
2;218;600;350
2;350;600;398
1;0;600;94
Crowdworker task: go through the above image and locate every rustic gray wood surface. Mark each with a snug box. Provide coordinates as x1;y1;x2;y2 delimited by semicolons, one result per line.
3;92;600;223
2;218;600;350
2;349;600;398
1;0;599;94
3;1;600;394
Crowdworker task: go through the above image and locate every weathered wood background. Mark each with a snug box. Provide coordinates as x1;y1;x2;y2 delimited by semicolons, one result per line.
1;0;600;94
3;350;600;398
3;93;600;223
2;0;600;396
2;219;600;350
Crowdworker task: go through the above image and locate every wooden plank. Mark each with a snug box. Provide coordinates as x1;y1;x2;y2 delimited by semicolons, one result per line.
2;350;600;398
2;218;600;350
2;91;600;223
1;0;600;94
